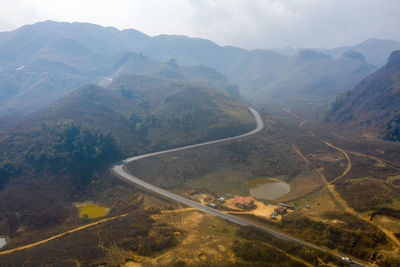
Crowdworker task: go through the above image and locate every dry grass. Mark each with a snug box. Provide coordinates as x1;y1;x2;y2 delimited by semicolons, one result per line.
297;187;341;217
372;215;400;234
138;210;240;266
279;170;323;202
309;151;344;163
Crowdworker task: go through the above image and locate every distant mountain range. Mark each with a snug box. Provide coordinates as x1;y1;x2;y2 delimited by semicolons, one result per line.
271;38;400;67
242;49;376;105
0;21;240;116
327;50;400;140
0;20;399;115
323;38;400;67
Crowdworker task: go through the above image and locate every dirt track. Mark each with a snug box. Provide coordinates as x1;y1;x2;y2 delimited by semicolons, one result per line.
0;213;129;256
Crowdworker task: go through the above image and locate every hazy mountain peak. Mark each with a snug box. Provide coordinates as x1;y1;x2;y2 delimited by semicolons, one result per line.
295;49;331;61
386;50;400;70
342;50;366;62
326;38;400;67
359;37;400;47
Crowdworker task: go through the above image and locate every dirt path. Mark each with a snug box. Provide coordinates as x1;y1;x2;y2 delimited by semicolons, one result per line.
321;140;352;184
320;142;400;250
285;108;400;251
284;108;307;128
293;144;310;165
0;213;129;256
320;144;400;251
161;208;197;214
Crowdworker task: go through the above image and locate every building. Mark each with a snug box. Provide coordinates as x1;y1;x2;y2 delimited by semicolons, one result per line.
217;197;225;203
274;206;287;215
278;203;295;210
234;196;256;209
189;189;198;195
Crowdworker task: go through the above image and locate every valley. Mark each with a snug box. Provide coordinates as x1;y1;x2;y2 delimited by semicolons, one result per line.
1;97;400;266
125;105;400;266
0;19;400;266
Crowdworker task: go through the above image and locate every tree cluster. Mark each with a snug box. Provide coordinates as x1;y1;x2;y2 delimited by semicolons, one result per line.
24;121;120;188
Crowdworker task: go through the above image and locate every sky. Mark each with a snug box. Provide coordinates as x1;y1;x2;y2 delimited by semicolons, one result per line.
0;0;399;50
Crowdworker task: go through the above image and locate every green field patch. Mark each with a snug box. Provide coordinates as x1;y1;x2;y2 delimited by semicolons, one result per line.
80;205;109;219
247;177;290;201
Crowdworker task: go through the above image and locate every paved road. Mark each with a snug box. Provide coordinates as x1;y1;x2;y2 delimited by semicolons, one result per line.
111;107;364;267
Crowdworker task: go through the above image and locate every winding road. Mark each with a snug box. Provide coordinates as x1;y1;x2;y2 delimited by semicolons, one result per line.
111;107;365;267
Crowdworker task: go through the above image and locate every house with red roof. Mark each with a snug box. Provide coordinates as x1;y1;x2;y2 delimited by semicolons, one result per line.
234;196;256;209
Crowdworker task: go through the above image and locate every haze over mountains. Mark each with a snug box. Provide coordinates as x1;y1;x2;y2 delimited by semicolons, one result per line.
0;20;399;117
2;18;400;266
327;50;400;140
324;38;400;67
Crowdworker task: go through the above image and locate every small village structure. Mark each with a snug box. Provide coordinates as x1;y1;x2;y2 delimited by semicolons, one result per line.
234;196;256;209
217;196;225;203
278;203;295;210
274;206;287;215
189;189;198;195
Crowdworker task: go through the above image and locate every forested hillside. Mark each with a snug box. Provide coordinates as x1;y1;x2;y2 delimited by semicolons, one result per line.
0;74;255;236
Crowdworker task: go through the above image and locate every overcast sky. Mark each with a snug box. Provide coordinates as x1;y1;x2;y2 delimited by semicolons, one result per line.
0;0;399;49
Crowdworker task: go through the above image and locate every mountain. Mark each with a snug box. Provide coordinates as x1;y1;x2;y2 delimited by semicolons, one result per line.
136;34;377;106
327;50;400;140
0;20;149;70
0;21;397;115
97;52;240;97
30;74;254;153
0;74;255;234
0;21;239;117
325;38;400;67
243;49;376;106
0;70;93;116
0;21;285;109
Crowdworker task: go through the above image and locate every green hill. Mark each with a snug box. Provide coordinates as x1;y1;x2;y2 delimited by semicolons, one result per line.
0;74;255;234
32;74;254;153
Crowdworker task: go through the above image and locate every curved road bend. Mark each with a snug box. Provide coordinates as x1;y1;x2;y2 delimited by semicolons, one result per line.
111;108;364;267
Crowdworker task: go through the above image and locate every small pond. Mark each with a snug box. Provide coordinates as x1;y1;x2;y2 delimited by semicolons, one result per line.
247;177;290;200
80;205;109;219
0;237;6;249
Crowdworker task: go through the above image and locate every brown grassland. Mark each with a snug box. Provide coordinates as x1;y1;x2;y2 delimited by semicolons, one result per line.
126;108;400;266
3;108;400;266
